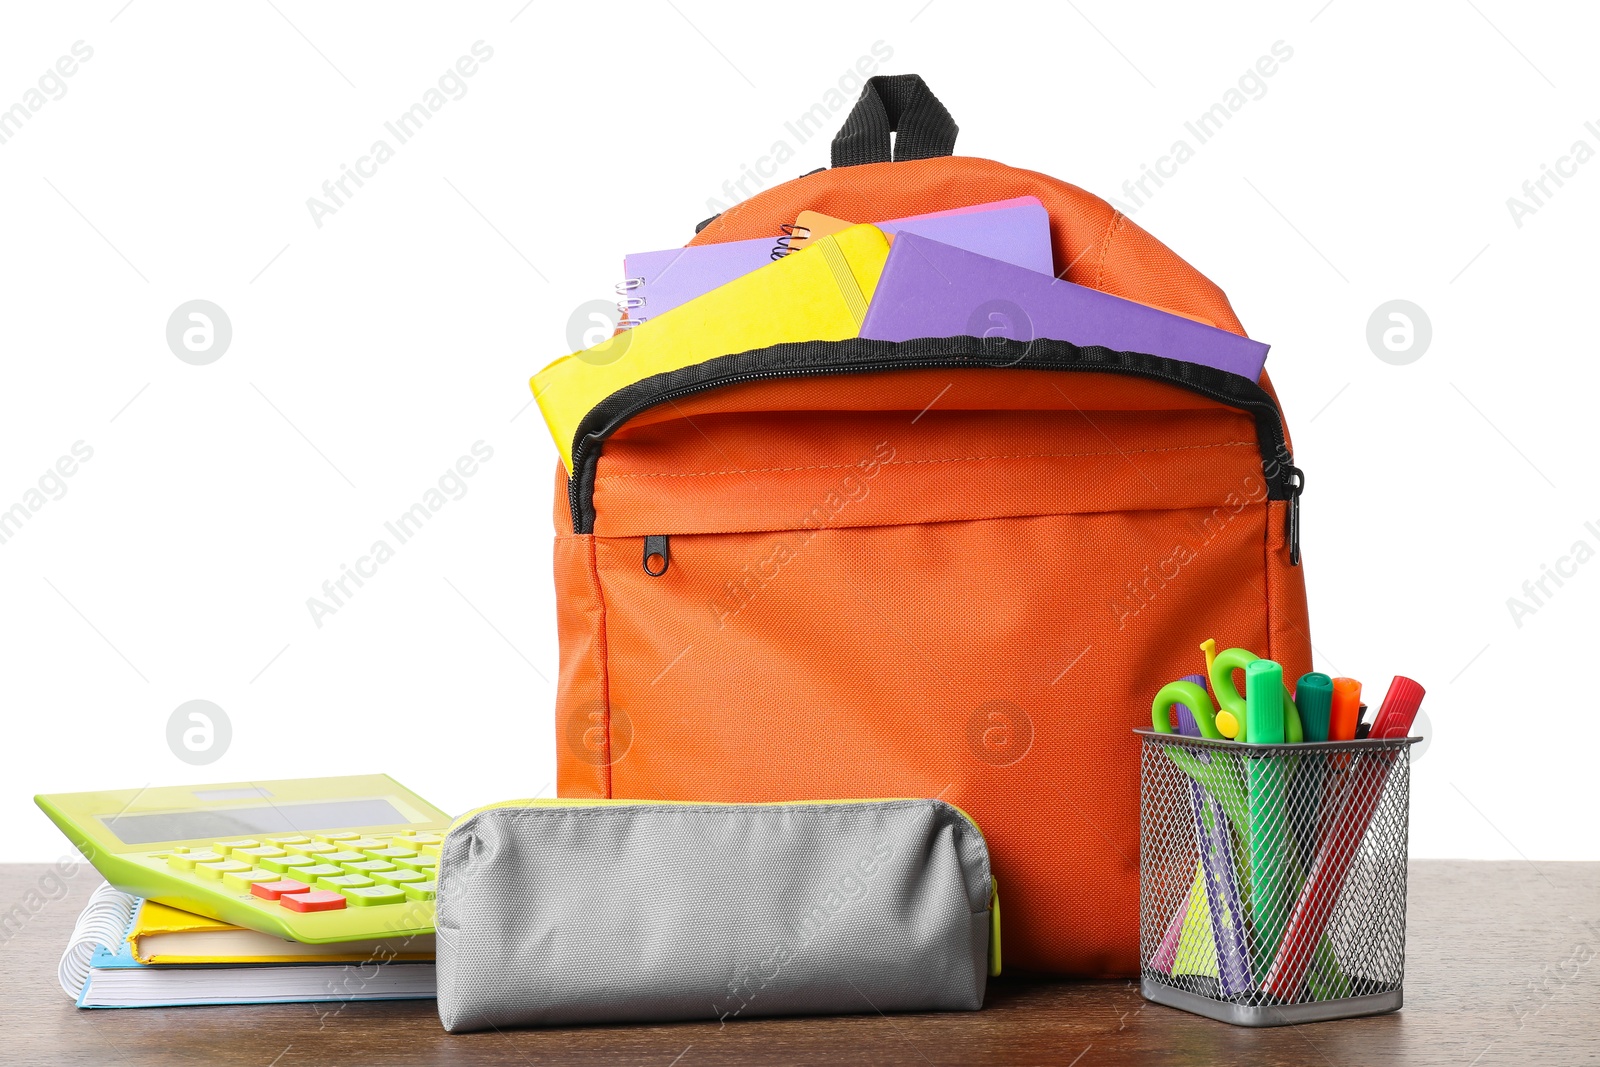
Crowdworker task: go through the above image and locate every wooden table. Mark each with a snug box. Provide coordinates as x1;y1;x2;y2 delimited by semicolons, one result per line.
1;861;1594;1066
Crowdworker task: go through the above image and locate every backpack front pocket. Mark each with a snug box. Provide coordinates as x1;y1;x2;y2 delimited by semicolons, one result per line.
556;346;1306;975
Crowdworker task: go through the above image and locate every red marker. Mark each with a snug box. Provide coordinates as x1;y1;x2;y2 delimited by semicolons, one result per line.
1263;675;1425;998
1369;676;1425;739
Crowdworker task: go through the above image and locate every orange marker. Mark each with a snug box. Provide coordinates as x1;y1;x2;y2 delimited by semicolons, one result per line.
1329;677;1362;741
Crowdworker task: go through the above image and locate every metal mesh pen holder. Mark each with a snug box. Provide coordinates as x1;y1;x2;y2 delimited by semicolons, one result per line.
1137;729;1419;1026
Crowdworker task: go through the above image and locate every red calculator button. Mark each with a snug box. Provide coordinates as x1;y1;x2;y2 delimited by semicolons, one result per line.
251;878;310;901
280;890;347;912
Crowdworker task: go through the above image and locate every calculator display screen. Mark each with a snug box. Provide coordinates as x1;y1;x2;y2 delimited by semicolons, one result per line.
101;798;410;845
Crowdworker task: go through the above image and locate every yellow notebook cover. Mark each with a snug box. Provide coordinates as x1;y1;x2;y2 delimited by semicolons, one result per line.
129;900;435;964
533;223;891;471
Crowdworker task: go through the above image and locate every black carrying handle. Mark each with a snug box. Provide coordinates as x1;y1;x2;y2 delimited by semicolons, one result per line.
831;74;958;168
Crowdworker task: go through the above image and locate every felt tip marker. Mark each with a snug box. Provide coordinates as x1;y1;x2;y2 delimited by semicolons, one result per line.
1296;672;1334;744
1245;659;1286;745
1329;677;1362;742
1370;676;1426;739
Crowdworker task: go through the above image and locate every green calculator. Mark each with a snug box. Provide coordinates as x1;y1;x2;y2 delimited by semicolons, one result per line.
36;774;452;944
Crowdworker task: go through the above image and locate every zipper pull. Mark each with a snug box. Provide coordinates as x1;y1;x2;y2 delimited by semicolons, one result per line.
1286;466;1304;566
643;535;671;577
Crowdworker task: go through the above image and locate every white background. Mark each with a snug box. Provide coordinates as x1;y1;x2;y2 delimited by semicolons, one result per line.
2;1;1593;863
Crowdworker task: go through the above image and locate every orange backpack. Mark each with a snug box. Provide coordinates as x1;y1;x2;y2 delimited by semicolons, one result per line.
550;75;1309;976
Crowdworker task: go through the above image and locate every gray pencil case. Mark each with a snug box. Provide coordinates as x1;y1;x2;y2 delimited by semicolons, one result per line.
434;798;999;1032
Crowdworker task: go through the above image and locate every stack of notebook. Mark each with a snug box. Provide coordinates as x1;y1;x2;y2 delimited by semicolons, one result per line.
59;883;435;1008
534;195;1270;470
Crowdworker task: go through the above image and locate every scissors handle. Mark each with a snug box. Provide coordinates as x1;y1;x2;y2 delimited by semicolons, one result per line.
1152;680;1221;740
1209;647;1305;743
1209;647;1258;741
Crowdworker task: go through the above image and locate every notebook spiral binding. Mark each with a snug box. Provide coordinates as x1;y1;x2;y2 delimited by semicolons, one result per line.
615;278;646;330
58;882;136;999
770;224;810;260
613;223;811;331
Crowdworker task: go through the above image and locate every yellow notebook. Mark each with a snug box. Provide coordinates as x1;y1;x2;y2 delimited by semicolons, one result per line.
786;209;856;251
129;900;434;964
533;223;892;471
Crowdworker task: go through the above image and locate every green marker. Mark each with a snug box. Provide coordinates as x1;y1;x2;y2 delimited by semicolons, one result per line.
1209;645;1305;743
1296;673;1334;744
1245;658;1290;975
1290;672;1334;873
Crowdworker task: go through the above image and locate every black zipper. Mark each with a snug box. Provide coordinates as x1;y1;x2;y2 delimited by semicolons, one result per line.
643;534;671;576
567;335;1301;561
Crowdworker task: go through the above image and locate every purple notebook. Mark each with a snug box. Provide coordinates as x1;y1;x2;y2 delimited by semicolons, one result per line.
859;232;1269;380
621;199;1053;327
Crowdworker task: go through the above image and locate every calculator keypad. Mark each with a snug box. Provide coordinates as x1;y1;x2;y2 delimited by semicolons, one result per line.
251;878;311;901
196;860;252;880
281;889;347;913
233;846;287;863
260;854;318;874
157;831;445;918
223;867;280;893
344;885;407;907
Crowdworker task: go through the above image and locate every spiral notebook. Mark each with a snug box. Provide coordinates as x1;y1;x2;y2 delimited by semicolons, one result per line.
618;197;1051;328
60;884;436;1008
540;224;892;470
787;195;1052;275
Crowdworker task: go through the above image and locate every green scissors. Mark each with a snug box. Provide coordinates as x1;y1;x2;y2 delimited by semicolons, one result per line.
1150;680;1222;740
1202;640;1304;744
1148;679;1250;830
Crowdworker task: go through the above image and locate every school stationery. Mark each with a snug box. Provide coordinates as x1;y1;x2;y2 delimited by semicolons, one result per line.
788;195;1043;250
1206;643;1304;744
624;198;1050;328
1206;642;1253;740
123;898;434;965
1151;676;1207;975
1150;888;1192;975
1296;673;1334;744
789;196;1054;274
1140;724;1416;1024
60;886;434;1008
1151;674;1250;830
1169;865;1220;979
1151;678;1221;739
35;775;450;943
1329;677;1363;741
857;233;1271;380
1291;671;1336;869
76;961;435;1009
1244;659;1292;974
434;798;996;1031
617;234;781;330
1174;675;1253;995
1369;676;1425;739
1141;655;1421;1022
535;224;891;471
1260;677;1425;999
